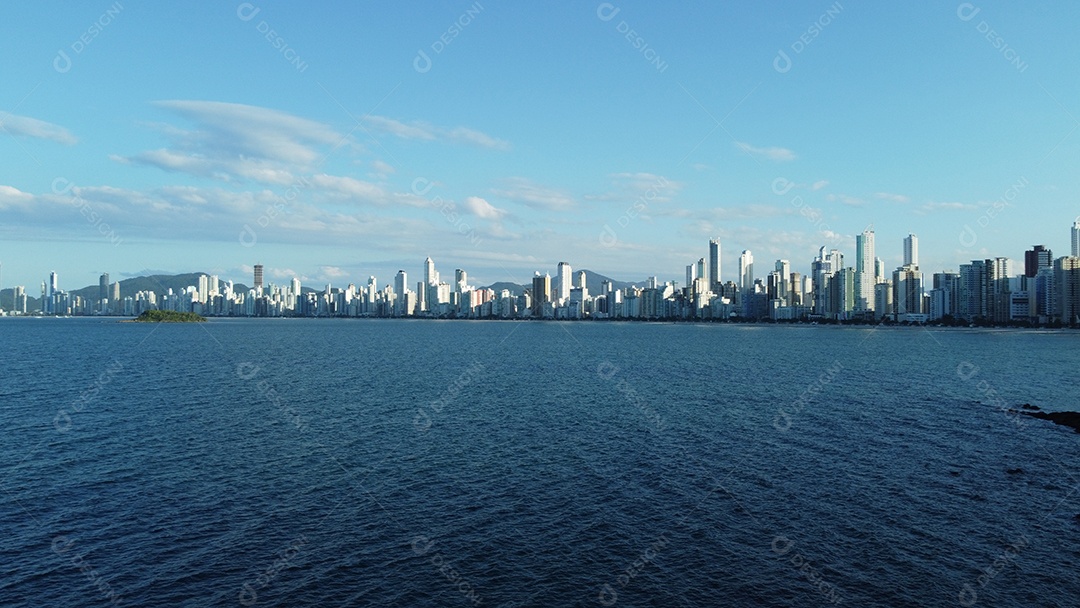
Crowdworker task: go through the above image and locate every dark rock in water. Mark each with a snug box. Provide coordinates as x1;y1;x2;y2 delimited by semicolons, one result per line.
1020;410;1080;433
1006;468;1023;475
1020;403;1041;411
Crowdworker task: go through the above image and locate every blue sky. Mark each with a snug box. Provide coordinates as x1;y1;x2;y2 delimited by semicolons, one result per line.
1;1;1078;292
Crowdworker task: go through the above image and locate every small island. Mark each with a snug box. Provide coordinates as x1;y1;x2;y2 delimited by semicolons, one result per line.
132;310;207;323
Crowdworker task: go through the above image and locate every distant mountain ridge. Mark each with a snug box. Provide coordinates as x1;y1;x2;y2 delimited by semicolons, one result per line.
1;269;646;311
482;270;643;296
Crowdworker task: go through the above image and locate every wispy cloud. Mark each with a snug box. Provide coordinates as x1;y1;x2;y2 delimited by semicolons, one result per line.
811;180;829;191
584;172;680;206
464;196;509;220
491;177;575;210
735;141;796;162
0;112;77;145
115;100;352;185
309;173;429;207
363;115;510;150
826;193;865;207
916;201;979;215
874;192;909;203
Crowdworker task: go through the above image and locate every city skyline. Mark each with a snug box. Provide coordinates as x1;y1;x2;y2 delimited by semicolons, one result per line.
13;218;1080;327
5;217;1076;300
2;3;1079;291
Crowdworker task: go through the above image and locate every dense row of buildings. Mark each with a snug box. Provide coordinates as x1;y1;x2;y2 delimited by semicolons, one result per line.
9;221;1080;324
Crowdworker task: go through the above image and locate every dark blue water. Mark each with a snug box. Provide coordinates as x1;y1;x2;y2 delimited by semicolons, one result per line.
2;318;1079;607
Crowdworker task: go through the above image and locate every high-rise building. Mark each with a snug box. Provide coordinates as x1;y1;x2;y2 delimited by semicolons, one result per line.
1055;256;1080;324
709;239;721;291
1072;221;1080;258
453;269;467;294
1024;245;1052;278
99;273;109;305
987;257;1011;324
531;272;551;317
197;274;209;303
14;285;27;314
739;250;754;293
685;264;697;291
577;270;587;290
958;260;987;322
904;234;918;268
856;229;875;312
49;272;58;297
253;264;264;292
556;262;572;303
424;257;437;285
893;265;924;319
394;270;408;315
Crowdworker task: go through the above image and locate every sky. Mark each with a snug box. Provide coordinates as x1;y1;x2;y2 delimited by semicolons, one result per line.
1;1;1078;292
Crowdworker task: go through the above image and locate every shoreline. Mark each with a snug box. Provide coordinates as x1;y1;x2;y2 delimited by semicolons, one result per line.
5;314;1077;331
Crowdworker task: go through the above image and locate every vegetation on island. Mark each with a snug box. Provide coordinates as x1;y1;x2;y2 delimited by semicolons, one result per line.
133;310;207;323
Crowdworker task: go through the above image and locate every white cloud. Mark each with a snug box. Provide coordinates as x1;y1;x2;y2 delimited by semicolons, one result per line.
363;115;510;150
491;177;576;210
916;201;979;215
826;193;865;207
370;160;395;178
116;101;353;185
874;192;909;203
464;196;508;220
0;112;77;145
0;185;35;208
811;180;829;191
309;173;429;208
320;266;348;279
735;141;796;162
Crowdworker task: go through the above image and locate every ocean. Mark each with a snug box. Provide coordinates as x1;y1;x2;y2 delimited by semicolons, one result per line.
2;318;1078;607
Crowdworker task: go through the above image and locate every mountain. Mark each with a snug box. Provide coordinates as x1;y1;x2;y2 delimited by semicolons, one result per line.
482;270;644;296
1;273;254;312
1;269;650;313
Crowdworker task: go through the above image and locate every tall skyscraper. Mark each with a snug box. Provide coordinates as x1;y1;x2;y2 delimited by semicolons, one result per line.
531;272;551;316
958;260;987;322
739;250;754;292
49;271;58;297
394;270;408;315
856;229;875;312
904;234;918;268
709;239;721;291
424;257;437;285
253;264;264;292
197;274;209;303
893;265;924;318
1024;245;1052;278
556;262;572;303
685;264;697;290
1055;256;1080;324
1072;221;1080;257
987;257;1011;324
99;273;109;305
577;270;587;290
